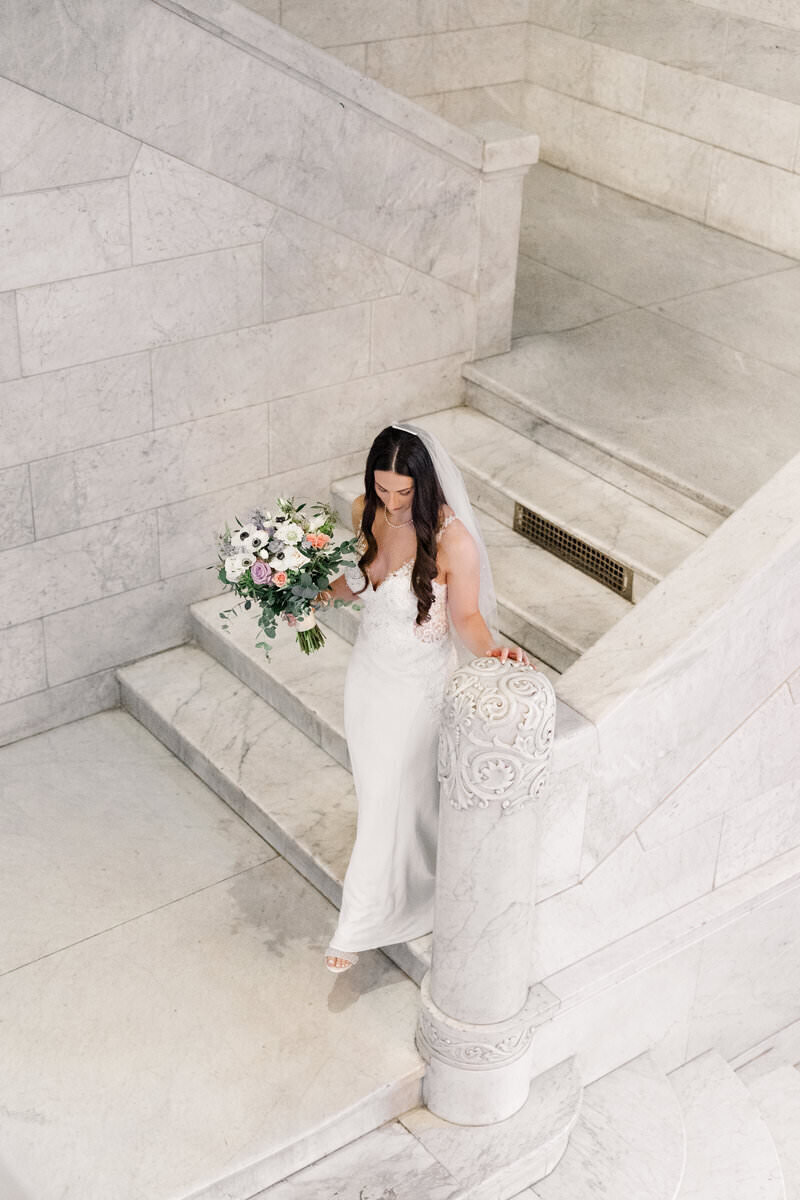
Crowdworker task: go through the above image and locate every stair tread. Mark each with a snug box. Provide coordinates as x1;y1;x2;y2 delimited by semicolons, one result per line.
737;1054;800;1200
192;593;575;763
259;1058;582;1199
669;1049;784;1200
408;406;705;582
530;1051;684;1200
333;474;631;658
464;309;800;515
118;641;432;981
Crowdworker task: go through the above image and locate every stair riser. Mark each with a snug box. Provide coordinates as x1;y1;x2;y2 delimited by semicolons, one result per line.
192;609;352;771
464;380;726;536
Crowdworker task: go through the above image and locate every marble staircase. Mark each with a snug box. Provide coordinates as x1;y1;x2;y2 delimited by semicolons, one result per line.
252;1029;800;1198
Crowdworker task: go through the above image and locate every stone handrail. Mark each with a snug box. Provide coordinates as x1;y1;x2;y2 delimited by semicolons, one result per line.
416;657;556;1124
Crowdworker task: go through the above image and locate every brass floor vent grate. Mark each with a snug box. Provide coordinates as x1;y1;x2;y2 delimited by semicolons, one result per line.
513;502;634;600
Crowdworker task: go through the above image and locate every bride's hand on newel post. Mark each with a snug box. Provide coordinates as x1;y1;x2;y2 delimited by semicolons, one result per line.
483;644;534;667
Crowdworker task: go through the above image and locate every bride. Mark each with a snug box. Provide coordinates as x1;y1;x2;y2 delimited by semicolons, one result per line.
314;421;531;973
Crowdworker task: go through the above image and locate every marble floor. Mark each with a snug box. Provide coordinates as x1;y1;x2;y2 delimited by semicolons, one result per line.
0;710;424;1200
503;164;800;513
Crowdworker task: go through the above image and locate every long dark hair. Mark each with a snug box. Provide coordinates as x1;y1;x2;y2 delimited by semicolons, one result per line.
353;425;447;626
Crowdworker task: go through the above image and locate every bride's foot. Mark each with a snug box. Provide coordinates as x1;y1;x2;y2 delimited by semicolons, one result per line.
324;946;359;973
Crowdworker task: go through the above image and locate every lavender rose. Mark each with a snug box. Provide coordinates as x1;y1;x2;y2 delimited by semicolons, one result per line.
250;559;271;586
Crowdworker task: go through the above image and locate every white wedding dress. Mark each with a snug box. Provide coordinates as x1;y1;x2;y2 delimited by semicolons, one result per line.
329;513;459;953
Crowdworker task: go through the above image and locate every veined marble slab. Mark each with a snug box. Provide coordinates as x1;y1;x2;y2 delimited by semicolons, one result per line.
0;76;140;194
0;179;130;292
736;1055;800;1200
518;162;792;308
0;291;19;382
654;266;800;379
512;254;631;338
464;381;724;536
669;1050;784;1199
466;308;800;513
401;1058;582;1200
0;709;273;974
252;1120;461;1199
0;826;423;1199
118;642;432;982
130;144;278;263
531;1052;684;1200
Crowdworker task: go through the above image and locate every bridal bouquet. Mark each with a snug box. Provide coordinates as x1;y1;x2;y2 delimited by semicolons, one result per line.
215;497;361;659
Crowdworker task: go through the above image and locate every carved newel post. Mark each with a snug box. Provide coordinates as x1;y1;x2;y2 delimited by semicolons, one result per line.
416;657;556;1124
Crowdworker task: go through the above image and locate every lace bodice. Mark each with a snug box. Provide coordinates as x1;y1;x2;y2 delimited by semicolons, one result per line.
342;513;458;710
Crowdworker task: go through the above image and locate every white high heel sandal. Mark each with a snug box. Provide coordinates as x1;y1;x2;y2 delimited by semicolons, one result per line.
324;946;359;973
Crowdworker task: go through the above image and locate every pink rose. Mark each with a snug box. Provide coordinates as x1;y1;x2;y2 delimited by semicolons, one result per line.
250;559;271;585
273;570;288;586
314;532;330;547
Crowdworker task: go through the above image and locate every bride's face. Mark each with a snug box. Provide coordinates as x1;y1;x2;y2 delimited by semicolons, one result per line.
374;469;415;516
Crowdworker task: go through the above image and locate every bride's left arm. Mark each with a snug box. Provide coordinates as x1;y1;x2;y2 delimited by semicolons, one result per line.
444;525;530;666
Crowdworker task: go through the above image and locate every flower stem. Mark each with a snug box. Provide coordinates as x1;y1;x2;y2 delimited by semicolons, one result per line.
297;625;326;654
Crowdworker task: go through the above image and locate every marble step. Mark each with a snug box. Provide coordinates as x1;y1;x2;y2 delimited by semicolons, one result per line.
330;473;632;672
522;1051;685;1200
736;1051;800;1200
463;375;725;536
191;593;576;781
729;1017;800;1073
393;406;707;601
256;1056;583;1200
669;1049;785;1199
117;641;432;985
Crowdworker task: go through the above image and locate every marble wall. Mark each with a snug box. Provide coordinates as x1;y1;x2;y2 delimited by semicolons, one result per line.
526;0;800;255
240;0;530;128
0;0;487;746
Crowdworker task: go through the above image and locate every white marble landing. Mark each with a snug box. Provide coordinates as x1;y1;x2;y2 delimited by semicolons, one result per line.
736;1053;800;1200
117;641;433;983
466;308;800;515
519;164;795;311
669;1050;784;1199
0;710;425;1200
527;1052;685;1200
478;164;800;517
330;473;631;671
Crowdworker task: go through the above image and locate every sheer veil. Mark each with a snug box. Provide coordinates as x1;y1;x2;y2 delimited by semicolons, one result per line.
391;420;499;665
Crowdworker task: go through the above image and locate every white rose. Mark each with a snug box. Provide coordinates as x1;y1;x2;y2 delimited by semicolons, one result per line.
279;521;304;545
270;544;307;571
224;555;245;582
308;512;329;531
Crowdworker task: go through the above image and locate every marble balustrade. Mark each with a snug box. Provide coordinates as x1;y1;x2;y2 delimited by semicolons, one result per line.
243;0;800;254
0;0;535;746
419;656;557;1124
530;447;800;986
